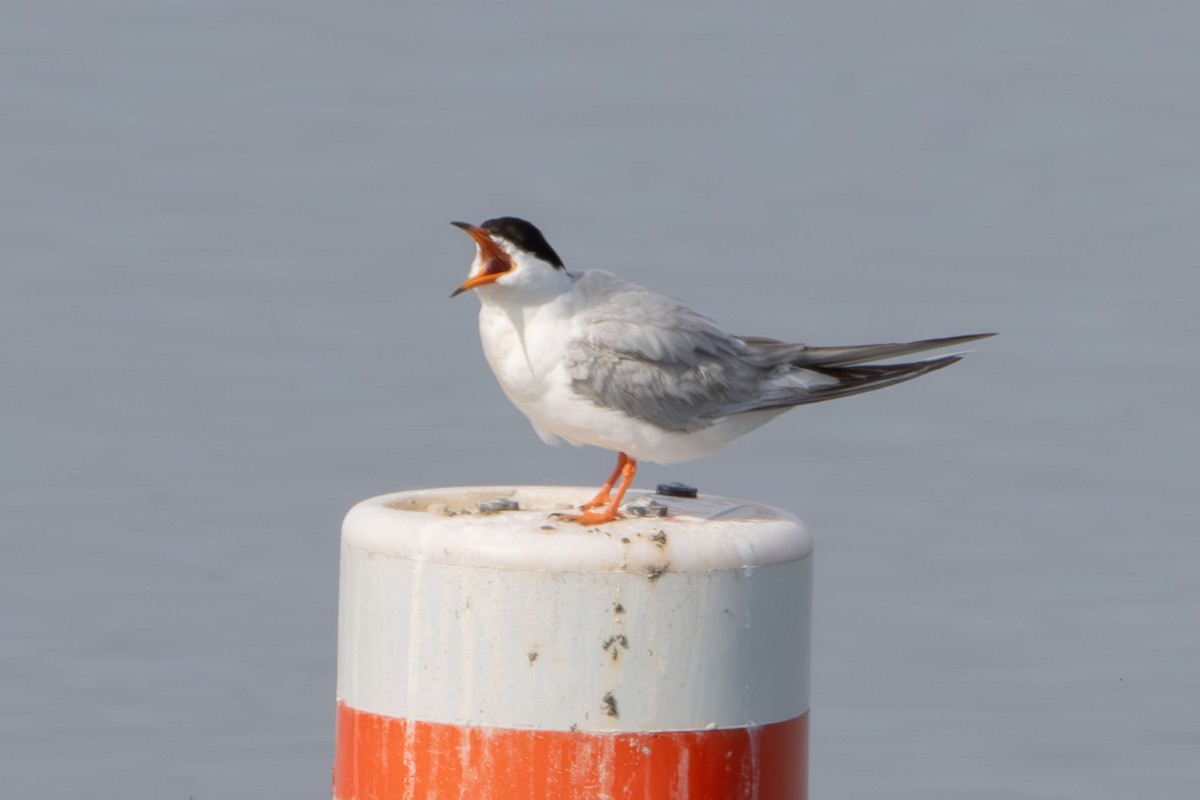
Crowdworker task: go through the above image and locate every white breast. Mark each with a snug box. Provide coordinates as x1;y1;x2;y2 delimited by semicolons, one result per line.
478;300;579;443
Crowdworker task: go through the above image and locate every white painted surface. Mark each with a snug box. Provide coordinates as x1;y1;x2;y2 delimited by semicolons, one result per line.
343;485;812;572
337;486;812;732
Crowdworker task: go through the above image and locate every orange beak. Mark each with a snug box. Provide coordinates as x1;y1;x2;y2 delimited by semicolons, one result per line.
450;222;514;297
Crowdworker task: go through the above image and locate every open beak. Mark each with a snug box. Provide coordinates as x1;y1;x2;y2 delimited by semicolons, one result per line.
450;221;514;297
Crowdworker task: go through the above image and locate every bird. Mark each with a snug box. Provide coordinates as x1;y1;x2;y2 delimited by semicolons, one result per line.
450;216;993;525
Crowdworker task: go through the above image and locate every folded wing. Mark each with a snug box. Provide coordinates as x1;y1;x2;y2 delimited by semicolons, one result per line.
564;272;993;432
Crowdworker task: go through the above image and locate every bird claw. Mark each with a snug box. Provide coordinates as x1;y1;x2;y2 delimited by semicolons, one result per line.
550;451;637;526
549;509;626;526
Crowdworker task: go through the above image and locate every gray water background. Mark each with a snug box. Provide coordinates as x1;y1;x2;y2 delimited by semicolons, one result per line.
3;3;1198;797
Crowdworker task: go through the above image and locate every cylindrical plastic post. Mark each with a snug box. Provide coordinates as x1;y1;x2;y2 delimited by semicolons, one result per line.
333;486;812;800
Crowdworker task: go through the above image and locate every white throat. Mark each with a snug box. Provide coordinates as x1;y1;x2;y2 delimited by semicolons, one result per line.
475;246;574;307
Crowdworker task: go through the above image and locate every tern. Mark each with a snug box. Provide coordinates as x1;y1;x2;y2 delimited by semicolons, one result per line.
451;216;992;525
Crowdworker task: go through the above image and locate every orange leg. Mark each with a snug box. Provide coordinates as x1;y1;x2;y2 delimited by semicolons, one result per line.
581;453;629;510
556;454;638;526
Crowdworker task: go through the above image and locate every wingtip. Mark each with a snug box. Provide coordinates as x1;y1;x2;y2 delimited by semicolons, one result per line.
934;332;997;347
922;353;965;371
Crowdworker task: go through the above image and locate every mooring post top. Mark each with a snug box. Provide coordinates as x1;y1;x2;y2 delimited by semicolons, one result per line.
342;485;812;574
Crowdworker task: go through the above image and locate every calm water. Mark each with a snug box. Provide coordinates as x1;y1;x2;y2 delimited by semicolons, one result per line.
3;3;1198;798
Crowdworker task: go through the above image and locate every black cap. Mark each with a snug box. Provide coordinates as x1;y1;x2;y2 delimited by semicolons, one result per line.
481;217;565;269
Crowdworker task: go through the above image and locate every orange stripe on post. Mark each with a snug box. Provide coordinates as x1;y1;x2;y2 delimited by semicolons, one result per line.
334;701;807;800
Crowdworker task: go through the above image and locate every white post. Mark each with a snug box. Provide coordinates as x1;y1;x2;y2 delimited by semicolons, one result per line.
333;485;813;799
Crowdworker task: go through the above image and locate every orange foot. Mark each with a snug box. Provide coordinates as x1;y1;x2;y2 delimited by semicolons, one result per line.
553;507;626;526
580;453;629;510
555;452;638;526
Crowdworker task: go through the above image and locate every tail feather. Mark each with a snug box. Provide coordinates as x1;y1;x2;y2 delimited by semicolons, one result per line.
738;332;995;368
745;353;968;412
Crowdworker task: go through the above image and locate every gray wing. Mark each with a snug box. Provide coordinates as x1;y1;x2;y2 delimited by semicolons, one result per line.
565;272;994;432
564;276;811;432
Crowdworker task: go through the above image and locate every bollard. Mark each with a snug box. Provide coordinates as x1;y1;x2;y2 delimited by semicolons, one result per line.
333;486;813;799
